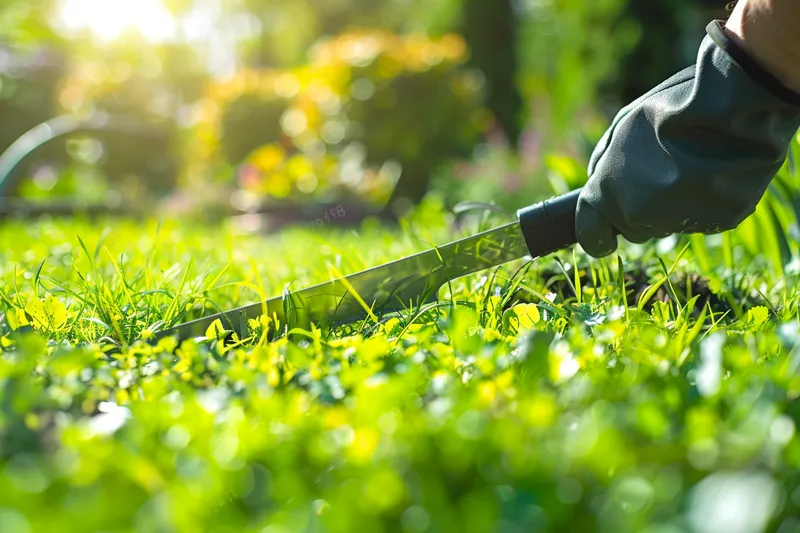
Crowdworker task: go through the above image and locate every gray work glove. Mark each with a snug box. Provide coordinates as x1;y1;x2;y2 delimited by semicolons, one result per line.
576;20;800;258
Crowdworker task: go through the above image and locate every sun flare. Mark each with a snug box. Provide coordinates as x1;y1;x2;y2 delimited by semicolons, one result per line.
56;0;176;42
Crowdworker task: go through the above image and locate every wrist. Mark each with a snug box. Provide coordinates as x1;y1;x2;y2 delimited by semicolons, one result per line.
725;0;800;92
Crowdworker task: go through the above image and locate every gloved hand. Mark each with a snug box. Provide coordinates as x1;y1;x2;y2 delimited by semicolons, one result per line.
576;20;800;258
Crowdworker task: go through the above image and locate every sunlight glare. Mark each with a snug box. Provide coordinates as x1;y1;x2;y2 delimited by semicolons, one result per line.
57;0;176;42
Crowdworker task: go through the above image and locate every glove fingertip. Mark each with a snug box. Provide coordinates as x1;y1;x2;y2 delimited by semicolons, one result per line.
575;198;618;258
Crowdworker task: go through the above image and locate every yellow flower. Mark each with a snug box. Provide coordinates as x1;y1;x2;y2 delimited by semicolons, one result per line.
285;154;314;178
249;144;285;172
266;172;292;198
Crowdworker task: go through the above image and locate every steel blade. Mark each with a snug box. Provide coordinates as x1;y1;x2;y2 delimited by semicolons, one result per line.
156;221;530;342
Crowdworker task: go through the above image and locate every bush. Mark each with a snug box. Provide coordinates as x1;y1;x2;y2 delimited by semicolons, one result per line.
189;31;487;210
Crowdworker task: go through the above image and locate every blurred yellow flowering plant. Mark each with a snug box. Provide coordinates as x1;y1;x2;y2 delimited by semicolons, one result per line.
185;30;487;207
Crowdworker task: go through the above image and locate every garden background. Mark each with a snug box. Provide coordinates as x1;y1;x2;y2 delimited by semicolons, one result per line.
5;2;800;533
1;0;729;217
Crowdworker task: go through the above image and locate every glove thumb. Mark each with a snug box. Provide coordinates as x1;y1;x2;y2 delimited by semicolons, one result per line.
575;196;618;258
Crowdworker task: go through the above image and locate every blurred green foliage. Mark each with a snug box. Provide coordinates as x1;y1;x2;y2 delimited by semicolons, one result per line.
188;31;485;211
0;0;725;214
460;0;523;148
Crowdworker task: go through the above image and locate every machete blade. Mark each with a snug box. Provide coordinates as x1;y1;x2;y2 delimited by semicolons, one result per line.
155;220;530;342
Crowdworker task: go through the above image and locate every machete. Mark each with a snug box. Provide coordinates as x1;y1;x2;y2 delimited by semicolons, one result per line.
155;188;582;342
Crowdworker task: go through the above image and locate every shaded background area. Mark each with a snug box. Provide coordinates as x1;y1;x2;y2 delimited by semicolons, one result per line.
0;0;730;223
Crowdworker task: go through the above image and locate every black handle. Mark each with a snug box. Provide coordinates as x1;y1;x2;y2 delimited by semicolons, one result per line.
516;188;582;258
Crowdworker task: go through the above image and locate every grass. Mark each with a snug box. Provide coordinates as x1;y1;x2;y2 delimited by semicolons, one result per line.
3;159;800;532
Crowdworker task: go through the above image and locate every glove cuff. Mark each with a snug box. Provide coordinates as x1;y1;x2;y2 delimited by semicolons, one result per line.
707;20;800;107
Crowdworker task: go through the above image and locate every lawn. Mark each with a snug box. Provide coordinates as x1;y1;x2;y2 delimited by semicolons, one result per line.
3;175;800;533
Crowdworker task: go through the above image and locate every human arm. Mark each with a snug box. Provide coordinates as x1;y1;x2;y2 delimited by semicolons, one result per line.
726;0;800;92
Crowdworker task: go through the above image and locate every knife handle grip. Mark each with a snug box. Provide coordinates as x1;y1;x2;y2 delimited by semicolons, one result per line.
516;188;582;258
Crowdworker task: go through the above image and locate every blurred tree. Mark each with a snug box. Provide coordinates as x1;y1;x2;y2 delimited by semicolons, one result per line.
603;0;731;107
461;0;523;150
604;0;690;106
516;0;638;152
512;0;727;164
